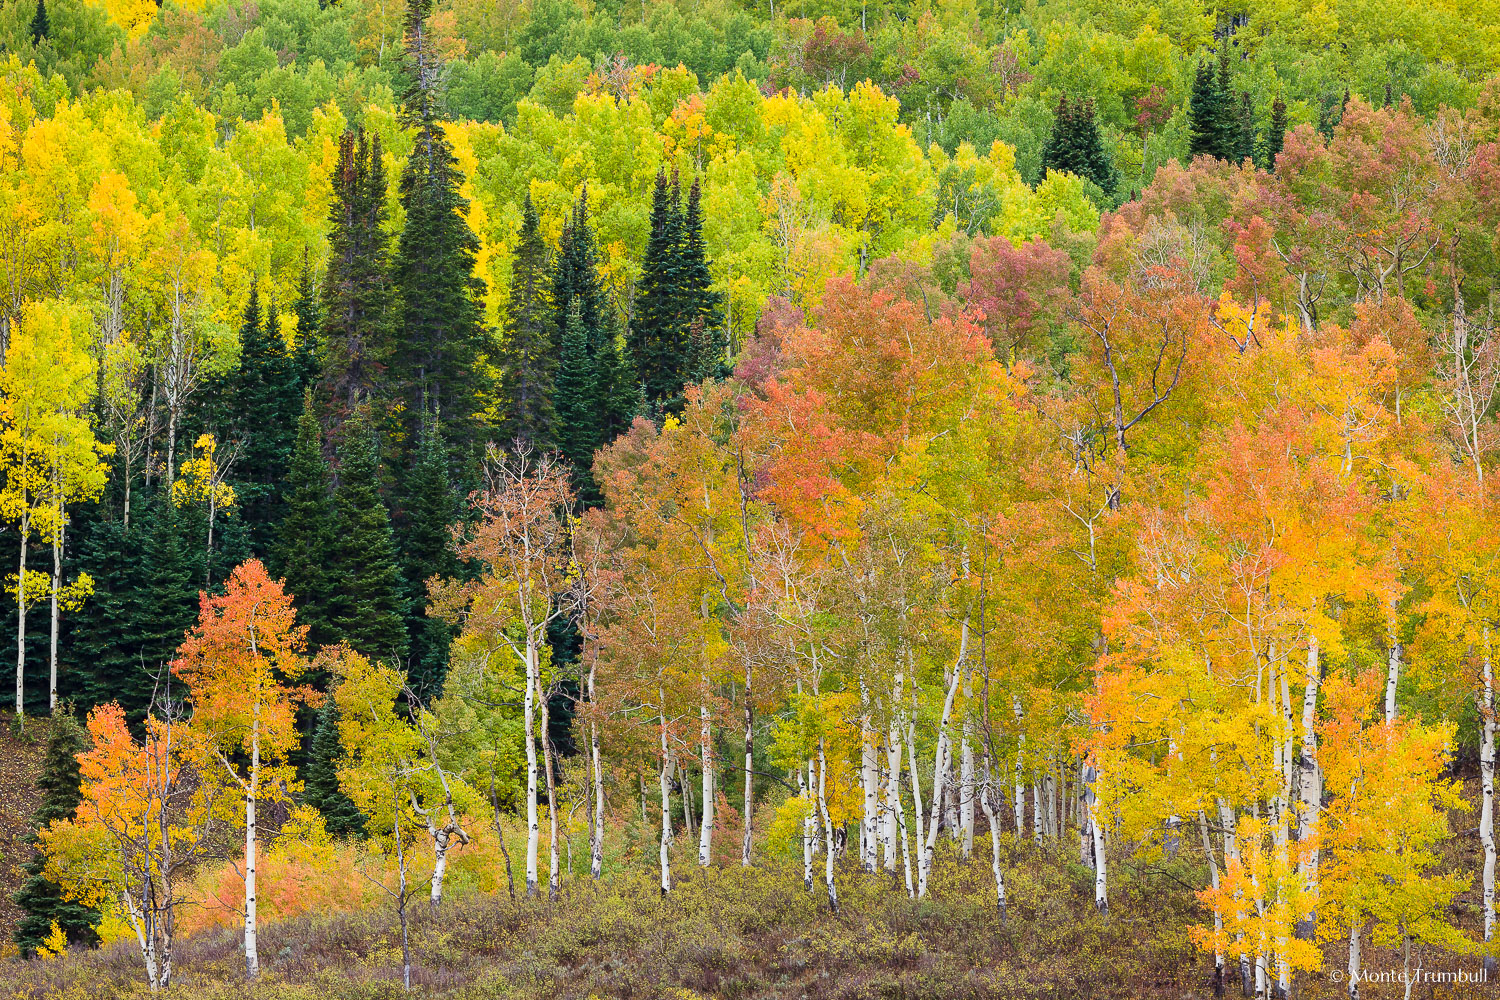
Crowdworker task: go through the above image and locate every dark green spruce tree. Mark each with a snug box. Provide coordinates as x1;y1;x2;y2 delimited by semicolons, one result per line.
12;710;98;956
1235;92;1257;166
320;127;394;436
275;392;338;650
303;697;366;837
391;0;490;457
29;0;48;45
327;411;408;665
1042;95;1117;194
397;416;461;701
551;189;638;499
630;169;687;404
496;194;557;451
1263;94;1287;169
679;177;725;386
230;280;302;549
1188;59;1234;160
293;248;322;392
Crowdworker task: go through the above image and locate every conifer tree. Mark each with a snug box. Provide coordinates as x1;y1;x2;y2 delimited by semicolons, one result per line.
320;128;394;437
397;416;459;700
631;170;687;403
1264;94;1288;169
1235;92;1257;166
275;392;338;649
70;492;199;723
29;0;48;45
1188;60;1234;161
1042;96;1117;194
496;194;557;451
231;281;301;548
304;696;366;837
293;249;322;392
327;411;408;665
679;178;724;385
391;0;489;457
555;298;602;478
12;709;98;956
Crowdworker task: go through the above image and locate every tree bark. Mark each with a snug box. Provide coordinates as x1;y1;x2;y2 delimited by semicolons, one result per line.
1295;633;1322;940
523;641;540;896
658;687;673;895
1482;633;1496;975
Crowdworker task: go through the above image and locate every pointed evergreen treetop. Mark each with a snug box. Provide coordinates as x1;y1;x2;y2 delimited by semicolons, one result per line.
497;193;559;452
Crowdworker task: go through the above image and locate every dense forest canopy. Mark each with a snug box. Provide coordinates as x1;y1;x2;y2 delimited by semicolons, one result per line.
4;0;1500;997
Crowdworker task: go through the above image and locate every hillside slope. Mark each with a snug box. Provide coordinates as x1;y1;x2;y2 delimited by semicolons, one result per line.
0;712;48;958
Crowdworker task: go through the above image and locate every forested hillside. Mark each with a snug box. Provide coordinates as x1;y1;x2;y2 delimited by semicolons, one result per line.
3;0;1500;996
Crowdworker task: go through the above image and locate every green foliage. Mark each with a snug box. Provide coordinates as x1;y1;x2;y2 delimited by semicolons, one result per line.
276;393;339;651
327;411;409;665
1042;94;1119;196
496;195;558;452
304;695;367;838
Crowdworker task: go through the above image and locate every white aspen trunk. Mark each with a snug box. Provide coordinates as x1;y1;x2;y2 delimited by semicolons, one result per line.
1481;633;1496;974
590;719;604;879
1220;800;1252;996
884;695;903;874
523;642;540;896
918;621;967;897
1084;761;1107;915
1296;633;1322;940
1012;700;1025;837
860;711;879;872
888;729;914;895
1032;772;1043;847
48;516;60;712
698;702;713;867
818;738;838;913
1385;613;1400;724
15;509;27;716
1348;918;1361;999
542;692;560;900
799;760;815;891
659;687;673;895
959;733;975;859
742;662;754;867
1198;811;1223;995
906;718;925;882
245;714;260;979
122;889;161;990
978;758;1007;921
429;822;451;911
1078;759;1091;865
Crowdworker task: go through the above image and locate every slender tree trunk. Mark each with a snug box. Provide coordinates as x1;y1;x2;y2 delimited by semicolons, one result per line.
15;509;28;716
541;691;560;901
1296;634;1321;940
860;707;879;871
1482;632;1497;975
524;641;540;896
978;757;1007;921
590;717;604;879
698;701;713;867
889;727;914;895
907;718;925;881
48;518;61;713
658;687;673;895
959;722;975;858
1385;615;1400;724
1347;918;1361;999
742;662;754;866
919;622;967;897
244;720;259;978
1084;760;1107;915
799;760;814;890
1199;811;1223;997
1220;801;1252;996
818;738;838;913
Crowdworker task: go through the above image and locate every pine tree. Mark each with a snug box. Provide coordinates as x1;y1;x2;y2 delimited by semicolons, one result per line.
230;281;301;550
275;391;338;650
1264;94;1287;169
12;710;98;956
327;411;408;665
397;417;459;701
1042;96;1117;194
1235;92;1257;166
304;696;366;838
679;177;724;385
631;169;687;404
496;194;557;451
70;492;200;724
320;128;394;437
29;0;48;45
555;297;602;478
391;0;489;457
293;248;322;393
1188;60;1229;160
